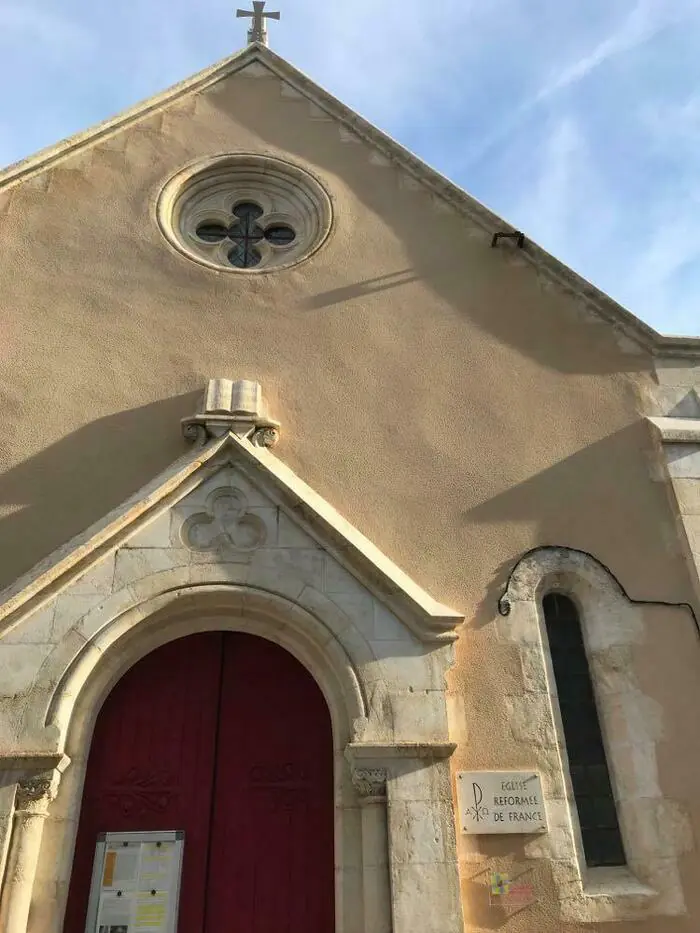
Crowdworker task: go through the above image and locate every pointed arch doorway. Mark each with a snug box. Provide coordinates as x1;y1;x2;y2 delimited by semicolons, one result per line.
63;631;335;933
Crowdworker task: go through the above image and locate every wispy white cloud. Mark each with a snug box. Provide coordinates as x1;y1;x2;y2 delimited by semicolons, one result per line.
532;0;695;105
512;118;586;248
280;0;500;124
462;0;700;169
639;92;700;160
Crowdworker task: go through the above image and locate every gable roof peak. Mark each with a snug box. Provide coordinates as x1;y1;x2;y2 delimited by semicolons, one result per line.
1;42;699;353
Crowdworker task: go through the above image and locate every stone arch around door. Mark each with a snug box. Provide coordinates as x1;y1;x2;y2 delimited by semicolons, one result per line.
0;432;464;933
38;586;458;933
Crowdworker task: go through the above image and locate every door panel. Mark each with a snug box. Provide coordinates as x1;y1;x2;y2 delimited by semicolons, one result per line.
205;633;335;933
63;633;223;933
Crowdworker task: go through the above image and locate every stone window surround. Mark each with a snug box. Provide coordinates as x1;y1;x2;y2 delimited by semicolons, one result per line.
498;546;690;923
156;152;334;274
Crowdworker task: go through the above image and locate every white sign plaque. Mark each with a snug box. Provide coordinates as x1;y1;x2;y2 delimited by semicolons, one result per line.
457;772;547;834
84;830;184;933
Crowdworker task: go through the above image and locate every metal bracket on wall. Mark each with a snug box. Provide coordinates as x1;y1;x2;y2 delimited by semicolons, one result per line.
491;231;525;249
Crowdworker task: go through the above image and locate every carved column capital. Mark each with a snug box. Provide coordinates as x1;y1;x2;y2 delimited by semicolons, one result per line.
15;772;59;815
352;768;387;802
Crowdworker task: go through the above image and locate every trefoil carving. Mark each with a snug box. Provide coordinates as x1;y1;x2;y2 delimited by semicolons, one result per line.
182;488;267;553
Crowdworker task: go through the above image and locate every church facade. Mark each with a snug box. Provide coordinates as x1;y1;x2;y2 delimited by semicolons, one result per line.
1;32;700;933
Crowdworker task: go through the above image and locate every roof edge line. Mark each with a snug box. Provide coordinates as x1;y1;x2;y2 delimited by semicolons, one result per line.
257;48;700;353
0;438;228;630
226;434;464;640
2;44;698;352
0;45;265;192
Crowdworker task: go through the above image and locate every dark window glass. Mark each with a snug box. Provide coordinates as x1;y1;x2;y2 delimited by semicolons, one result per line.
265;224;296;246
542;593;626;867
228;244;262;268
196;222;228;243
232;201;264;222
196;202;296;268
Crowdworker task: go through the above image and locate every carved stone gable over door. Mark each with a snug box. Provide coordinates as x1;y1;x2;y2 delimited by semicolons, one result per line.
0;392;464;933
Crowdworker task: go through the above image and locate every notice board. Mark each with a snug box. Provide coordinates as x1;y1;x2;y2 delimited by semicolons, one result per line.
84;830;184;933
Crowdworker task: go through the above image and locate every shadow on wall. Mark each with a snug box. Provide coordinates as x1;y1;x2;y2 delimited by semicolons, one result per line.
301;269;420;310
0;392;199;592
459;834;552;930
209;88;653;377
468;421;693;626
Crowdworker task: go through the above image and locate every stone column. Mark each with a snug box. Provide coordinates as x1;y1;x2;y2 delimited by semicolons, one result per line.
353;768;392;933
0;771;60;933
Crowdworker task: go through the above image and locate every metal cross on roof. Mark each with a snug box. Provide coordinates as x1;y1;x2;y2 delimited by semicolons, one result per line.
236;1;280;47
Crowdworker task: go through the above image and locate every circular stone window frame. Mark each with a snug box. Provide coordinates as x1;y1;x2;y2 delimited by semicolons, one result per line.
157;153;334;274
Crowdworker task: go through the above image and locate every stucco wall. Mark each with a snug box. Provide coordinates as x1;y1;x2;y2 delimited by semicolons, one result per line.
1;57;700;932
0;63;692;605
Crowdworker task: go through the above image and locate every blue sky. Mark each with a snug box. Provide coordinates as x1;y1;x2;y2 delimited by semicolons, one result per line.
1;0;699;335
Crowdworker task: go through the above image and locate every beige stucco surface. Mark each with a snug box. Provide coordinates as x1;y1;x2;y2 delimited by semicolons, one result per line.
1;50;700;933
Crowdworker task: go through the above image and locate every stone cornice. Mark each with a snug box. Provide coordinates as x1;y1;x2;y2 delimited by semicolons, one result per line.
1;45;698;355
0;441;222;636
346;742;457;760
0;754;70;776
647;416;700;444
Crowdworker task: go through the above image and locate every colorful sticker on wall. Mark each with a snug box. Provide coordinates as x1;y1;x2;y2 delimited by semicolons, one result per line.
489;872;535;908
490;873;511;897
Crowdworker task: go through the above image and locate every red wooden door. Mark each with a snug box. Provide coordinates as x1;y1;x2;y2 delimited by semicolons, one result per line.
205;634;335;933
63;632;335;933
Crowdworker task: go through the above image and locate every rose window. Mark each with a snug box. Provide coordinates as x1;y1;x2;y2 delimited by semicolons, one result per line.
157;154;333;274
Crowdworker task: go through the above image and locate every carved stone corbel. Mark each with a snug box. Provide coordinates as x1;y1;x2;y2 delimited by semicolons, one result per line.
182;378;280;446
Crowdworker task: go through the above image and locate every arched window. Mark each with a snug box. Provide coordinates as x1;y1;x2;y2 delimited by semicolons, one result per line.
542;593;626;868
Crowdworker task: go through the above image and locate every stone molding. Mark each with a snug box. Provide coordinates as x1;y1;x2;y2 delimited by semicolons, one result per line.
499;546;628;615
0;754;70;813
0;753;69;775
181;378;280;446
46;584;368;746
647;415;700;444
496;545;691;923
346;742;457;760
